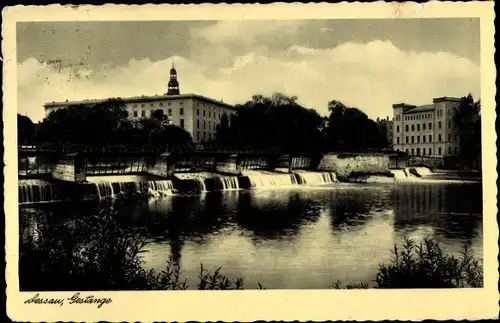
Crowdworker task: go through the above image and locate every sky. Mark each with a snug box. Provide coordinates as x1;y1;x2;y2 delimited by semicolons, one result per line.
17;19;480;122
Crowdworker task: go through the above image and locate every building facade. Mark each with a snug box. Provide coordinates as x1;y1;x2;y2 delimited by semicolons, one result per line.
44;64;237;143
376;116;393;149
392;97;462;157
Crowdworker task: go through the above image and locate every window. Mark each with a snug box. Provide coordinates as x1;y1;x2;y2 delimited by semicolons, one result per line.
168;109;172;116
209;111;211;117
197;119;200;128
429;148;432;155
133;111;138;117
422;148;426;156
448;133;451;142
141;110;145;117
197;109;200;116
429;123;432;130
203;110;206;117
160;103;163;107
438;121;442;129
416;148;420;156
455;134;459;141
149;103;153;107
417;124;420;131
180;102;184;105
448;121;452;128
429;135;432;142
438;134;442;142
411;148;415;155
203;120;206;129
411;136;414;143
180;108;184;115
397;137;400;144
197;131;200;141
168;102;172;106
141;104;145;107
438;147;442;155
208;122;211;131
405;149;409;153
397;125;400;133
405;136;409;144
204;132;206;140
133;104;137;108
411;125;414;132
455;147;458;154
180;119;184;129
423;136;426;143
423;123;426;130
417;136;420;143
449;147;452;154
405;125;409;132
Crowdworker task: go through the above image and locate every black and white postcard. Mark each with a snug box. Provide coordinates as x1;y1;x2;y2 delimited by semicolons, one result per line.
3;2;498;322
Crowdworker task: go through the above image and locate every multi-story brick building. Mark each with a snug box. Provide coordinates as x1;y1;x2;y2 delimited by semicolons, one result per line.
392;97;462;157
44;63;237;143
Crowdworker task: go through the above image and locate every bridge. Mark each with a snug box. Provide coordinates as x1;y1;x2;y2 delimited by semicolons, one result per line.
18;145;408;182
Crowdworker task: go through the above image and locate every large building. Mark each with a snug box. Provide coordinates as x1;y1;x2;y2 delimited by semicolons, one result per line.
376;116;393;148
44;63;237;143
392;97;462;157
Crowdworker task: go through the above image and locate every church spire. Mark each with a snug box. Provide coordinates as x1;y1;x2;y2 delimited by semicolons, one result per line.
167;60;180;95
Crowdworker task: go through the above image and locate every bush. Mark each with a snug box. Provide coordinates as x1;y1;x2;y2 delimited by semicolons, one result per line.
375;237;483;288
19;205;483;290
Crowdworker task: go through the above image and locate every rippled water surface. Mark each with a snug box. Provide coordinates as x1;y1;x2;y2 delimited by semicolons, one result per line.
23;181;483;289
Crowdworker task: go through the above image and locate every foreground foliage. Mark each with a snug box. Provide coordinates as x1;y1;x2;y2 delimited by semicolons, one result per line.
19;204;482;290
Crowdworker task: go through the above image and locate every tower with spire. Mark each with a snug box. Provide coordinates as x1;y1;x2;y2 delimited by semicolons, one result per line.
167;61;180;95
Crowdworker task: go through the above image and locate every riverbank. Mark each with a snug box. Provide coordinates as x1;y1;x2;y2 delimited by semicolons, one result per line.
19;201;483;291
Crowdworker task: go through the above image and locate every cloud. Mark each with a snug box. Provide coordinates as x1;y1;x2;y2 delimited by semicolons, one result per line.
18;40;480;123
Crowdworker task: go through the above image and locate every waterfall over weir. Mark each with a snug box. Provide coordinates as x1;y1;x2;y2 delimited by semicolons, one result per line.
294;171;338;185
87;178;176;200
19;180;62;204
245;172;298;189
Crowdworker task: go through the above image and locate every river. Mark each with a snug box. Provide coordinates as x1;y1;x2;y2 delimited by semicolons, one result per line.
20;178;483;289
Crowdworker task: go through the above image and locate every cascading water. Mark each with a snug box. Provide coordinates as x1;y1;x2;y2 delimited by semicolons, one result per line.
246;172;298;189
94;182;115;199
19;180;61;204
389;167;433;181
193;178;207;192
217;176;240;190
294;171;338;185
147;180;175;196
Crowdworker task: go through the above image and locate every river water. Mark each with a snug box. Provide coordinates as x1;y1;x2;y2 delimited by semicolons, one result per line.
21;179;482;289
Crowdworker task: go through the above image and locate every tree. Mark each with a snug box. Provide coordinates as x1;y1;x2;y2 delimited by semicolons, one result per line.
215;113;230;145
36;99;129;148
453;94;481;169
17;114;35;144
215;92;325;153
151;109;169;124
324;100;387;151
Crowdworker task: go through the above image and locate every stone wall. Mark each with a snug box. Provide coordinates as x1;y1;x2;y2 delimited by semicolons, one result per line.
316;153;390;179
51;159;77;182
215;154;241;175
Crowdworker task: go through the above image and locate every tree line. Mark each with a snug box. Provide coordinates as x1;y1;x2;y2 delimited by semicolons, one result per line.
17;92;480;158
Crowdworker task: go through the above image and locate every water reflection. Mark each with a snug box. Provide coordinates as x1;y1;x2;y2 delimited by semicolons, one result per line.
20;181;483;289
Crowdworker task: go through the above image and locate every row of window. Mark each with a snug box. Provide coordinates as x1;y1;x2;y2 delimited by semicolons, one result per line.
404;146;459;156
197;108;223;120
396;133;459;144
197;131;214;141
133;101;184;108
397;120;454;133
132;107;185;118
402;113;434;121
196;119;217;131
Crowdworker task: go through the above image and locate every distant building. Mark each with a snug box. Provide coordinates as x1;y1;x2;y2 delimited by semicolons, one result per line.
392;97;462;157
376;116;393;149
44;63;237;143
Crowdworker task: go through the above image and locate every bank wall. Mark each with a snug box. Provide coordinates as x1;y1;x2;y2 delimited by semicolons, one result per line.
316;153;390;179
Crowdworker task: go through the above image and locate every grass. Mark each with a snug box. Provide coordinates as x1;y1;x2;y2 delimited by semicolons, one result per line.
19;203;483;290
